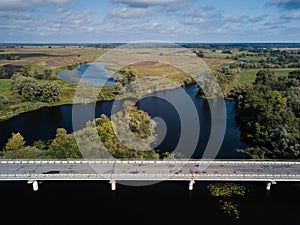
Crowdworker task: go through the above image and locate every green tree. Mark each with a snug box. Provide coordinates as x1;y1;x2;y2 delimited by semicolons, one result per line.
4;133;26;151
0;94;8;109
0;66;9;78
254;69;276;85
48;128;81;158
3;146;43;159
21;66;30;77
74;127;113;159
95;115;115;141
93;104;159;159
237;87;297;148
11;75;60;103
116;68;137;88
236;69;300;159
197;73;223;98
162;151;185;159
288;70;300;80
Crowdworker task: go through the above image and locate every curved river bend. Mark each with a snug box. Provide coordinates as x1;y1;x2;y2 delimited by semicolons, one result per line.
0;83;247;159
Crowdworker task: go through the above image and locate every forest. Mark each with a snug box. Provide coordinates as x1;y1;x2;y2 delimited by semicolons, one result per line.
235;69;300;159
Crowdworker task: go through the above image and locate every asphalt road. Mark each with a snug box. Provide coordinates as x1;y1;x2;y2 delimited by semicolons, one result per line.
0;160;299;181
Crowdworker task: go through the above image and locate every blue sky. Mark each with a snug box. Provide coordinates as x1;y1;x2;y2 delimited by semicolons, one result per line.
0;0;299;43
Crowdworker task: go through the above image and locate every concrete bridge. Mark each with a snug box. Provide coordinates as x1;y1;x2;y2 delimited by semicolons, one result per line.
0;160;299;191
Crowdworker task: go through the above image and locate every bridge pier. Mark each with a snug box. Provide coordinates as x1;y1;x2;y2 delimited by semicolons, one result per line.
266;182;272;190
266;181;277;190
110;180;116;191
27;180;39;191
189;179;195;191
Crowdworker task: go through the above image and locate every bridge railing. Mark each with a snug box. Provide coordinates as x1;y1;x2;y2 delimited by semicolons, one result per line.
0;159;300;164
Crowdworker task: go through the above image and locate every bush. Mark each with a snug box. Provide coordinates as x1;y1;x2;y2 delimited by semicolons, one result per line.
0;94;8;109
12;75;60;103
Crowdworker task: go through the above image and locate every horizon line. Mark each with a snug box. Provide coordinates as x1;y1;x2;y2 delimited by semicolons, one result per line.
1;42;300;45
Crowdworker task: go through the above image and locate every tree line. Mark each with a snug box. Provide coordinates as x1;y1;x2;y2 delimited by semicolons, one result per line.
235;69;300;159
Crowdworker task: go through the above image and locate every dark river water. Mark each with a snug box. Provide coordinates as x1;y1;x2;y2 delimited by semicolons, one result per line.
0;65;299;224
0;84;247;159
1;181;299;225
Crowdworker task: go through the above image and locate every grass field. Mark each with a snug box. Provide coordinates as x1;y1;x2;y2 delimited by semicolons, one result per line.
239;68;296;84
202;58;234;70
0;45;298;121
0;46;107;68
128;61;191;84
0;79;12;99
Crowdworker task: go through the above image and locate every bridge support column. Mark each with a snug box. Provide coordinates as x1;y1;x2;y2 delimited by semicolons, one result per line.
189;179;195;191
28;180;39;191
110;180;116;191
266;182;272;190
266;181;277;191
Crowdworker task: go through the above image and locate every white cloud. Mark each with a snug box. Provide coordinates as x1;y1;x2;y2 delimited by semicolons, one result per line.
48;0;69;4
0;11;32;19
248;15;268;23
0;0;69;11
45;9;94;34
226;15;267;24
264;18;289;26
281;10;300;18
181;7;224;29
182;17;206;24
267;0;300;10
110;0;181;6
109;0;194;8
226;15;248;23
0;0;43;11
108;7;155;18
86;27;94;32
72;9;92;23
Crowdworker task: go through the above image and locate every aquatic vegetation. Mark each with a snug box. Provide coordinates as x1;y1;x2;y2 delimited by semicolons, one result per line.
207;183;247;219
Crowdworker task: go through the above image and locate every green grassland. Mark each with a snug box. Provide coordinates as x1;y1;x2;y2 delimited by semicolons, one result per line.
0;45;299;121
0;79;12;99
239;68;296;84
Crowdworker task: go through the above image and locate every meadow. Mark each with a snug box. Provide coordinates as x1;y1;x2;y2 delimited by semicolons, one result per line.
0;44;299;121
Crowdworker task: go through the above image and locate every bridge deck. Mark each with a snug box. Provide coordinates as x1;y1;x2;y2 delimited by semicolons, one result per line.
0;160;299;182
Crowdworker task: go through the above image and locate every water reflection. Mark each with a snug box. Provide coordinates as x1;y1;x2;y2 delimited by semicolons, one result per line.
0;84;247;158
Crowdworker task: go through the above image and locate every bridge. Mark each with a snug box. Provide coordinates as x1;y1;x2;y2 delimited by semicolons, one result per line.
0;160;299;191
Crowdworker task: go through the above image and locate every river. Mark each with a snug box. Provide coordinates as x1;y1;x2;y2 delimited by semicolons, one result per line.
0;181;299;225
0;64;299;224
0;83;247;159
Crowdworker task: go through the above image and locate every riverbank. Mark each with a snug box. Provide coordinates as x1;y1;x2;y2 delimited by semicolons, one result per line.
0;83;247;158
0;80;191;122
0;78;74;122
0;60;198;122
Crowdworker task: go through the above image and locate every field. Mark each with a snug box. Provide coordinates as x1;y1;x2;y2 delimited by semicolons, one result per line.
0;79;12;99
200;50;236;69
0;44;299;121
0;46;107;69
239;68;296;84
128;61;190;84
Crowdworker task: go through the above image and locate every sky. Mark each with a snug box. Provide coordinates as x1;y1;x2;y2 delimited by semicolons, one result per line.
0;0;299;43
